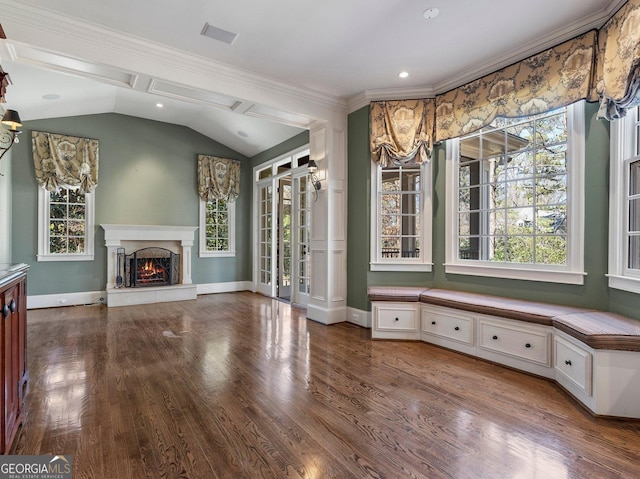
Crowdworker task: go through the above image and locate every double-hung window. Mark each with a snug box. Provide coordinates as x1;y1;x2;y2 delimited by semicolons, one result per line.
370;160;432;271
445;102;585;284
608;105;640;293
199;197;236;257
37;186;95;261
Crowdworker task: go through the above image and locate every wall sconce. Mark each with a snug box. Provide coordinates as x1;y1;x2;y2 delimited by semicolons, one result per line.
0;109;22;162
308;159;321;201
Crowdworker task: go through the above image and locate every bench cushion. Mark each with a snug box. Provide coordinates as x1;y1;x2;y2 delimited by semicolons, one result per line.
554;311;640;352
419;289;591;325
367;286;428;302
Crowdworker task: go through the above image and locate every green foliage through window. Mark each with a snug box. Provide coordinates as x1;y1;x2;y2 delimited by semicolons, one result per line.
205;199;230;251
48;187;86;254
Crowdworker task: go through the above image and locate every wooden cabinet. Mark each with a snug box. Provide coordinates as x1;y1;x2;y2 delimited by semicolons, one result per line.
0;264;28;454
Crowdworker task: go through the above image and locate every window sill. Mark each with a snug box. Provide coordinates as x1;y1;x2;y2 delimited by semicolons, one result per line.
370;262;433;272
607;274;640;295
37;254;95;262
199;251;236;258
444;263;586;285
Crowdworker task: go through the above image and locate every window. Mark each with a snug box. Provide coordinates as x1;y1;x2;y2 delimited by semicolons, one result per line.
199;198;236;257
608;105;640;293
37;187;95;261
370;161;432;271
445;102;585;284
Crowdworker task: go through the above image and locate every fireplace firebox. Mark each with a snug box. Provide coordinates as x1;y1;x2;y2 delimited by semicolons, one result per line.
117;247;180;288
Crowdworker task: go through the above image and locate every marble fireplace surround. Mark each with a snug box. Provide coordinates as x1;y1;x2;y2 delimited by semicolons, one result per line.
101;224;198;307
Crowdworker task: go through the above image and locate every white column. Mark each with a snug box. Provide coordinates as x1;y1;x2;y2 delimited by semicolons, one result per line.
307;120;347;324
181;239;194;284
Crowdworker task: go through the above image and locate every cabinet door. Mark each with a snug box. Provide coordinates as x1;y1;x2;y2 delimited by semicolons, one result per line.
2;283;19;453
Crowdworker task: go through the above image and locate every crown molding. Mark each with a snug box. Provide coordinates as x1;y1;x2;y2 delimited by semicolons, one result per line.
347;0;626;115
0;0;347;121
347;86;437;113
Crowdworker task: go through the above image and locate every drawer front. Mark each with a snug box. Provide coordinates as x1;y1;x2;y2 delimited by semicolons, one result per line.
421;307;474;345
479;320;551;366
555;335;592;395
375;304;419;332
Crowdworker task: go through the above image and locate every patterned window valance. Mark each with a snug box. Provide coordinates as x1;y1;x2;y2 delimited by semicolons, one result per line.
197;155;241;202
370;99;435;166
32;130;99;194
0;68;8;103
590;0;640;120
434;31;596;142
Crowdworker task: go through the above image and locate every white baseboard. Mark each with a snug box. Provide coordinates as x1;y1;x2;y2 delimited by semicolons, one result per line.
306;303;347;325
347;307;371;328
28;291;106;310
196;281;253;295
27;281;252;310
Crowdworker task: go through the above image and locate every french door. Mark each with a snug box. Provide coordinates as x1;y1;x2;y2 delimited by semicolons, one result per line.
256;182;274;297
254;168;310;307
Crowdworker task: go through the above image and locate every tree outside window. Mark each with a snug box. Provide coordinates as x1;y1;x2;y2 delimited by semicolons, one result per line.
457;108;568;265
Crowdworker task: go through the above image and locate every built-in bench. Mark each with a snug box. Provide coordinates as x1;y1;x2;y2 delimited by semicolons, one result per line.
368;286;640;418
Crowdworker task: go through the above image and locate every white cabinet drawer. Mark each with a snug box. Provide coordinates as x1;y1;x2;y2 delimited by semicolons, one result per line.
372;302;420;339
478;318;551;366
555;335;592;396
421;306;474;346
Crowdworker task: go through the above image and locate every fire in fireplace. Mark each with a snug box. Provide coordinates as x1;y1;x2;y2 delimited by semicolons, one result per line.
116;247;180;288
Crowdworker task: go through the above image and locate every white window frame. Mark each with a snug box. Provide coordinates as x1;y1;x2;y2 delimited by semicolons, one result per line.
198;198;236;258
37;186;95;261
370;159;433;272
444;101;585;284
608;105;640;293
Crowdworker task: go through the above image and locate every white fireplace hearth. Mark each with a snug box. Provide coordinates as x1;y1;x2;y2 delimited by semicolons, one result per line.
101;224;198;307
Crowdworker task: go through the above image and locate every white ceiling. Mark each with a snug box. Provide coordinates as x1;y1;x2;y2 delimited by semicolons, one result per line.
0;0;624;157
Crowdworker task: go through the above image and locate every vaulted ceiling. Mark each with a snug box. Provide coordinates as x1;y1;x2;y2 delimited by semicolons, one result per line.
0;0;624;157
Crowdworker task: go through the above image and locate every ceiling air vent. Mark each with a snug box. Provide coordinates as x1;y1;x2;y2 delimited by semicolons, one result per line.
200;23;238;45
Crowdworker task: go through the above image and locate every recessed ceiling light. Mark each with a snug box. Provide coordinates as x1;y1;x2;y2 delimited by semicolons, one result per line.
156;103;164;108
237;130;248;138
42;94;60;100
399;71;409;79
423;7;439;19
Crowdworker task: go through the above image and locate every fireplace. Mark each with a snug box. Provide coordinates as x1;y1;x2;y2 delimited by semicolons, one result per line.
119;247;180;288
101;224;198;307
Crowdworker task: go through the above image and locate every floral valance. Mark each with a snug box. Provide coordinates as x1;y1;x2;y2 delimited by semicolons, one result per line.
590;0;640;120
32;131;99;193
369;1;640;154
197;155;241;202
370;99;435;166
434;31;596;142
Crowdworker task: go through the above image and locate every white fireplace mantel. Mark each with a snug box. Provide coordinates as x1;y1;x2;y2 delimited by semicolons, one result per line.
101;224;198;307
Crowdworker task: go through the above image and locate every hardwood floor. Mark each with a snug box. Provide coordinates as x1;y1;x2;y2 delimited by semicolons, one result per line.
13;292;640;478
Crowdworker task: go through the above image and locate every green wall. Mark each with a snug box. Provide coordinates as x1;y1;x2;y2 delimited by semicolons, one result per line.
11;113;252;295
249;130;310;168
347;102;640;320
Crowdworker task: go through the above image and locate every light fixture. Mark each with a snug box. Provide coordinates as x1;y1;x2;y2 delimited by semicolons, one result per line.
308;159;321;201
399;71;409;79
0;109;22;162
156;103;164;108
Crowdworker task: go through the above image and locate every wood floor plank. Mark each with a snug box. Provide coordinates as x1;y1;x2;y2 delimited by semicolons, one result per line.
14;292;640;478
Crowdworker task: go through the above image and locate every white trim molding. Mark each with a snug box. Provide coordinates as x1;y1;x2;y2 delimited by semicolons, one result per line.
27;290;106;310
608;106;640;294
